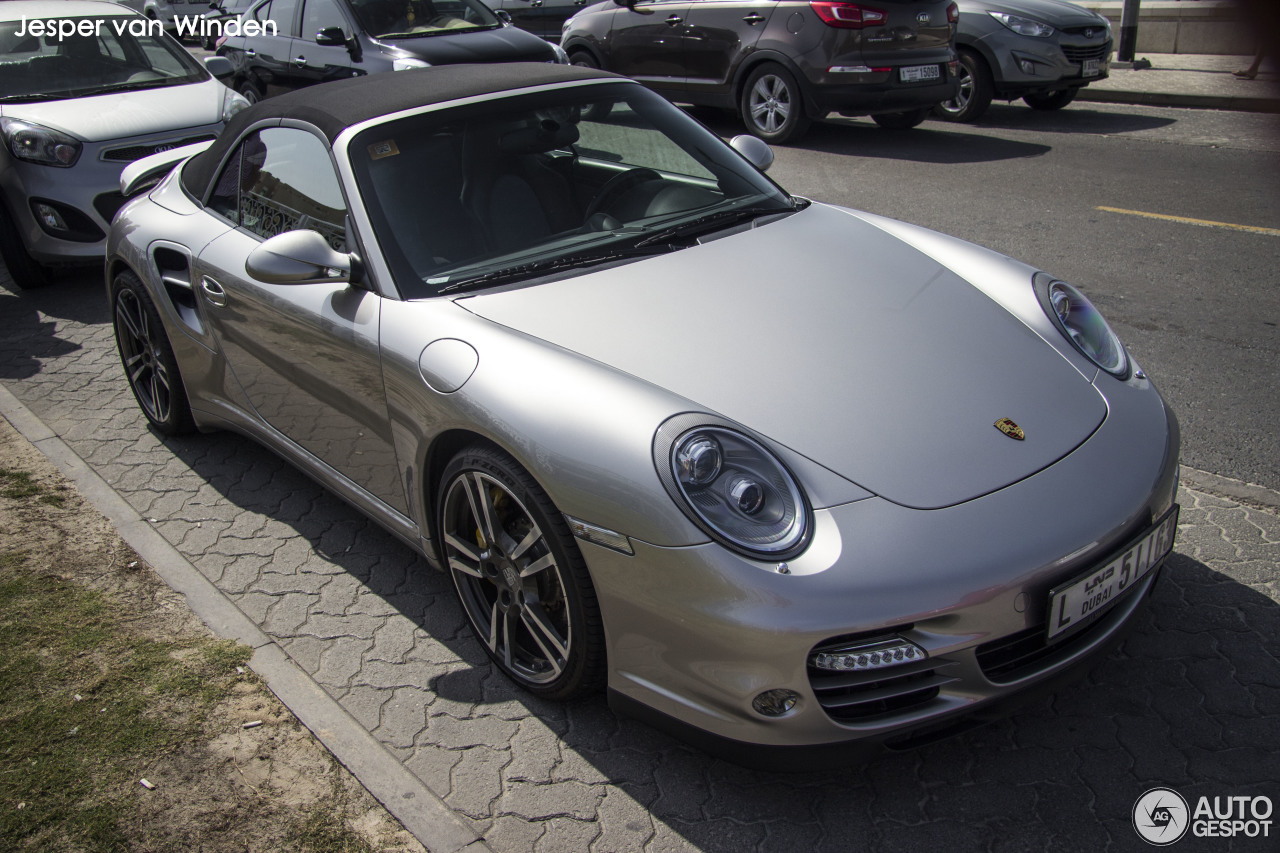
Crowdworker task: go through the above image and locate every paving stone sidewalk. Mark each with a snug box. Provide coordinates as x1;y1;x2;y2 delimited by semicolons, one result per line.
2;268;1278;852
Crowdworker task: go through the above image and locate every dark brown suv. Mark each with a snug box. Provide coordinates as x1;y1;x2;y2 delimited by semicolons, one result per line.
561;0;959;143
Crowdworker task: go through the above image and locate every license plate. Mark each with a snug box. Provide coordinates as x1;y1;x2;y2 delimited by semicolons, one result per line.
1047;506;1179;641
1083;59;1101;77
900;64;941;83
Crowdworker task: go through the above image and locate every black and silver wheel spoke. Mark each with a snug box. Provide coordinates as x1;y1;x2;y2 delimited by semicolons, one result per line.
443;469;573;686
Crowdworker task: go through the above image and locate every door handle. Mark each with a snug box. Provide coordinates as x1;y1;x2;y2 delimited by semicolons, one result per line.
574;0;588;5
201;276;227;308
742;12;765;23
665;14;682;25
243;48;256;57
293;55;309;66
530;0;543;6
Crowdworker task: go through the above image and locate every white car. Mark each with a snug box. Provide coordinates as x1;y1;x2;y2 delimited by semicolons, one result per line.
0;0;248;288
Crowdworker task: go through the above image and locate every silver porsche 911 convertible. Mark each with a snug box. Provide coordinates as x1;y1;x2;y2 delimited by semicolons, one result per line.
107;63;1179;767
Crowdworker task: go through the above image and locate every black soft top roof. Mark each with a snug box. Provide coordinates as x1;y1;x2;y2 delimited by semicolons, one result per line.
182;63;620;199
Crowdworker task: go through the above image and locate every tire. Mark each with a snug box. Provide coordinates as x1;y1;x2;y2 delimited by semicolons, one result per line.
1023;87;1079;111
569;51;612;121
238;81;262;104
871;107;931;130
111;270;196;435
739;64;811;145
437;445;605;700
0;199;53;290
933;50;993;123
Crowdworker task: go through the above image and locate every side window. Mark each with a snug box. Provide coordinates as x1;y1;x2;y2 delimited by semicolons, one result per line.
254;0;299;36
301;0;348;41
207;128;347;250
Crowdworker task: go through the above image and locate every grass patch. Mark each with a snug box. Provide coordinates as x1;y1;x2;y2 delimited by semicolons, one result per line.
0;466;66;506
288;764;381;853
0;552;251;850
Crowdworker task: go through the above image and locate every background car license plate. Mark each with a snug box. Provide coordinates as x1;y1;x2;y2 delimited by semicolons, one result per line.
1083;59;1101;77
900;65;941;83
1047;506;1179;641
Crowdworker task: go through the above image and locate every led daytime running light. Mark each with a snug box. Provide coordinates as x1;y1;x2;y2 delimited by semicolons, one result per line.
810;638;927;672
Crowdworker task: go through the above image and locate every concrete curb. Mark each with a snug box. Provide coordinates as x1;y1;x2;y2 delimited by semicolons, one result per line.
1077;88;1280;113
1179;465;1280;513
0;382;491;853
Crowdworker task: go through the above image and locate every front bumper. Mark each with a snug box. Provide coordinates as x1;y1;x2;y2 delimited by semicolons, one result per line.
980;33;1112;97
1;123;220;266
585;370;1179;766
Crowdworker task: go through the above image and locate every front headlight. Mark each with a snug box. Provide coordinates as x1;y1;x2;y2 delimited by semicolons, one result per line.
0;117;82;167
656;417;810;559
221;87;251;121
989;11;1054;37
1038;277;1129;377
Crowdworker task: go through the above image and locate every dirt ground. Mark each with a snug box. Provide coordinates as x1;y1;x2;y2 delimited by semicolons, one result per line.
0;413;428;853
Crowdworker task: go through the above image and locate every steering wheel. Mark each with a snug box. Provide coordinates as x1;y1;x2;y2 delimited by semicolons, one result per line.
583;168;662;222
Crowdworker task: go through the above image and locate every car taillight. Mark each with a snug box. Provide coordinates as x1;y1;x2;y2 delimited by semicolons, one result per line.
947;2;959;24
810;1;887;29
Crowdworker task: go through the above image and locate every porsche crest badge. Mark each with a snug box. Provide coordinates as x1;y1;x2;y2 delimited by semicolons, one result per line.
995;418;1025;440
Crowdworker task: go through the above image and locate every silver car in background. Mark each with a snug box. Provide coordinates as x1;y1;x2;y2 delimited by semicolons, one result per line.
106;64;1178;767
0;0;247;288
935;0;1112;122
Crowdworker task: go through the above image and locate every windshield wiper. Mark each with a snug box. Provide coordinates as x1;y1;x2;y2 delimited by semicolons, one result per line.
0;93;71;103
85;79;180;96
435;245;669;295
633;204;793;249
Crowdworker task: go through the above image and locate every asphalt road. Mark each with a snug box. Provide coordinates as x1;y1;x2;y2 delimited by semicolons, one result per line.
697;104;1280;494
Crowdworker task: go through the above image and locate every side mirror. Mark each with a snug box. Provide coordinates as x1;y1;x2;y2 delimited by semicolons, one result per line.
729;134;774;172
203;55;233;79
246;230;354;285
315;26;348;46
495;9;513;24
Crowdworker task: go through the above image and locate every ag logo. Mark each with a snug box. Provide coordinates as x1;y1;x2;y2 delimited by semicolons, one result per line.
1133;787;1190;845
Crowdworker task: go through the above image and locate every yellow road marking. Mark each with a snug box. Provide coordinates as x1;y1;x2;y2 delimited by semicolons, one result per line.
1097;206;1280;237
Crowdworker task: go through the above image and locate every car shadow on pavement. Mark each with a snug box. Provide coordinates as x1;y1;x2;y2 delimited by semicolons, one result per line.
0;269;106;380
949;102;1179;135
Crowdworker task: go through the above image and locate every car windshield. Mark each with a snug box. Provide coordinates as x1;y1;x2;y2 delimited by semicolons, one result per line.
348;83;796;299
0;17;205;101
348;0;500;39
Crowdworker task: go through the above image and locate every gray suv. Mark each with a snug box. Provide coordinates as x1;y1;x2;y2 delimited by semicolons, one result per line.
561;0;960;144
934;0;1111;122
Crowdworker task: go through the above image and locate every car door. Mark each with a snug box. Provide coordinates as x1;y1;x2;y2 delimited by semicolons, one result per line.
680;0;775;91
492;0;590;40
606;0;693;91
239;0;302;97
194;126;408;513
287;0;366;88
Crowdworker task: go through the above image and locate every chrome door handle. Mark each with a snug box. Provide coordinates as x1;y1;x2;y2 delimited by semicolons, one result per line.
243;48;256;57
665;14;682;25
293;55;309;66
201;276;227;308
743;12;765;23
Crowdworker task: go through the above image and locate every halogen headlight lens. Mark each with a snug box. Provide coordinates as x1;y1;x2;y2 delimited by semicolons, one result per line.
1042;278;1129;377
1;117;82;167
989;11;1054;37
667;426;809;558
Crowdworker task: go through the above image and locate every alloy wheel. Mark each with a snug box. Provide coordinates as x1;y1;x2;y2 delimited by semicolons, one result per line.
115;288;175;425
748;74;793;136
442;470;572;685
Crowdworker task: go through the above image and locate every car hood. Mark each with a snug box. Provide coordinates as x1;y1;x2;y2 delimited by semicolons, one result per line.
379;26;557;64
962;0;1107;28
460;203;1107;510
0;79;224;142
